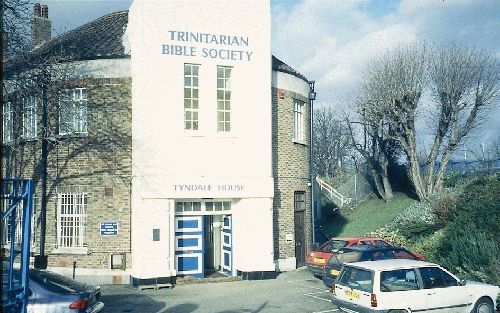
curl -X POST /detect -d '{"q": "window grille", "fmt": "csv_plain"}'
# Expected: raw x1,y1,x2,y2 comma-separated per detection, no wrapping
3,101,13,142
184,64,200,130
57,193,87,249
293,100,305,141
1,197,35,248
217,66,232,132
59,88,88,135
22,95,37,138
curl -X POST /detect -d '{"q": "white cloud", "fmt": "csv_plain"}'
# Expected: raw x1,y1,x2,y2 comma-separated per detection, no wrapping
271,0,500,151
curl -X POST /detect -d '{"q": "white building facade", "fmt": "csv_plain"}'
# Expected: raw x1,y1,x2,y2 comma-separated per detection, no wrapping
128,0,279,284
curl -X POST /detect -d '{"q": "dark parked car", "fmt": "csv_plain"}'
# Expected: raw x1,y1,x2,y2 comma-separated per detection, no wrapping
3,267,104,313
306,237,392,277
322,245,420,288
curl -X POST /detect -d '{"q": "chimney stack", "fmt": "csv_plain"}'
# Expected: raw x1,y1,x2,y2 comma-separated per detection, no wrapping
31,3,51,48
34,3,41,17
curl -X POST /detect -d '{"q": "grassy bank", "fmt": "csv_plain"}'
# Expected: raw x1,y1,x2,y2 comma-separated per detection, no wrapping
318,193,417,237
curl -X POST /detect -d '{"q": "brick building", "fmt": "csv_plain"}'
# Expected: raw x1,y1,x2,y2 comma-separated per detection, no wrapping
2,1,314,284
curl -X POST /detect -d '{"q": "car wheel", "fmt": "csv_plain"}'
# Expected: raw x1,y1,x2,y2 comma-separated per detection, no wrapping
472,298,494,313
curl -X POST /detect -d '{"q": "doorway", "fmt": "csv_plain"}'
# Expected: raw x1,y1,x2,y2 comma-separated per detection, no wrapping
204,215,223,276
294,210,306,266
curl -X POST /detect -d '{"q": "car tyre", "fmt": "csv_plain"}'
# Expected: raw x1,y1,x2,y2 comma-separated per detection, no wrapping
472,298,494,313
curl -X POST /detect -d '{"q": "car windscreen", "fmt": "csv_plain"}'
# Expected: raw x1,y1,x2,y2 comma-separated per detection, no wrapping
328,250,361,265
29,270,88,294
362,249,417,261
338,266,374,293
320,240,348,252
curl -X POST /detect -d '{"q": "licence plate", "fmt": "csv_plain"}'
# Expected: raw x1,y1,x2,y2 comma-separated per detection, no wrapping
314,257,325,264
345,290,360,299
330,269,340,276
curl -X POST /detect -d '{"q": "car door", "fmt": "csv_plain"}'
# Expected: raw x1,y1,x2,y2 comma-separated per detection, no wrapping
378,268,427,312
418,267,470,313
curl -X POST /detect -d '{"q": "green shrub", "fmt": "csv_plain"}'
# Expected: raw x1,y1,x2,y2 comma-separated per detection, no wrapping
449,175,500,242
436,227,499,285
390,200,437,238
366,226,408,247
410,229,446,262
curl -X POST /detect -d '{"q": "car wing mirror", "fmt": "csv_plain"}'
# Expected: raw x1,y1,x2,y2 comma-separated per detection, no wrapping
459,279,467,286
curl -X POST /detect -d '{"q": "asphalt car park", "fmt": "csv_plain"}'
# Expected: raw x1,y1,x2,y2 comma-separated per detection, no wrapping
100,268,339,313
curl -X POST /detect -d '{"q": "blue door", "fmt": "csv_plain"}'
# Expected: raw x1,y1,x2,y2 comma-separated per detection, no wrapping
221,215,232,275
174,216,204,278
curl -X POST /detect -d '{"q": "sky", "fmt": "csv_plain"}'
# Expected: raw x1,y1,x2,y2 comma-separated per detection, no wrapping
42,0,500,160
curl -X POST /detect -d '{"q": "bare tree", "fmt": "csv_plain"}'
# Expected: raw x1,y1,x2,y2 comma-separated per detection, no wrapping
355,44,499,200
313,106,352,179
424,45,500,194
346,114,397,201
2,0,32,56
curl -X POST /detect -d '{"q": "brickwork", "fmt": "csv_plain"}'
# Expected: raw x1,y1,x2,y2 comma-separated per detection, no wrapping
272,87,312,262
2,77,132,270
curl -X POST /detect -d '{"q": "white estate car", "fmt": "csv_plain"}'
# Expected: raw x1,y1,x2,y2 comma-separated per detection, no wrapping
331,259,499,313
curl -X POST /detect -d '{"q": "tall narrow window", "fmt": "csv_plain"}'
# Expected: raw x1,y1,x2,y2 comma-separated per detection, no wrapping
293,100,305,141
217,66,232,132
22,95,37,139
57,193,87,249
59,88,88,135
294,191,305,211
3,101,13,142
184,64,199,130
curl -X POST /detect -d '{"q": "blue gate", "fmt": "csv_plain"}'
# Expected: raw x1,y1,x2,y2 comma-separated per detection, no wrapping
221,215,232,275
1,179,35,313
174,216,204,278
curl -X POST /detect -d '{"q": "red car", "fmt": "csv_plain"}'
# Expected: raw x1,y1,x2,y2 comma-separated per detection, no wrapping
306,237,392,277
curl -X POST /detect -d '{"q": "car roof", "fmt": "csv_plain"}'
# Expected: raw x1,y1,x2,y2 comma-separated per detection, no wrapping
340,246,408,252
345,259,437,271
329,237,384,242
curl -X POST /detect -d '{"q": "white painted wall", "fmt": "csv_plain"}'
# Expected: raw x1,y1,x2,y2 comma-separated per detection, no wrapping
272,71,309,97
128,0,273,279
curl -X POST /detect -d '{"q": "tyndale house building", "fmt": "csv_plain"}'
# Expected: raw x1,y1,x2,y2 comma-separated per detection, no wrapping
1,0,316,286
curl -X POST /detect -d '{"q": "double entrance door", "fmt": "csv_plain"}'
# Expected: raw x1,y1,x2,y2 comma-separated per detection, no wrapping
174,215,232,278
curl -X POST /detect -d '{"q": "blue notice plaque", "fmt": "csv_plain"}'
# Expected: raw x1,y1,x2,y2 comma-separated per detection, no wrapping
100,221,119,236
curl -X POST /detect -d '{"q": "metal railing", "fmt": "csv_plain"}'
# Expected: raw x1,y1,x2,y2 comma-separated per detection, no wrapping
1,179,34,313
316,176,352,207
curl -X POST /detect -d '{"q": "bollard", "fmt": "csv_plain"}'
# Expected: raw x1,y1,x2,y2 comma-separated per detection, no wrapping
73,261,76,279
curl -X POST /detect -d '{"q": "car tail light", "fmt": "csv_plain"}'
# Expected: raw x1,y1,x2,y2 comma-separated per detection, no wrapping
370,294,377,307
69,298,89,310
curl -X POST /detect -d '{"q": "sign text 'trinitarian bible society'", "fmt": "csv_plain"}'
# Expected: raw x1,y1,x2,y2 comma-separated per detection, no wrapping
162,30,253,61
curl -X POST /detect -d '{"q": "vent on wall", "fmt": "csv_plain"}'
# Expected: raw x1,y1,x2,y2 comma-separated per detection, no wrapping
110,253,126,270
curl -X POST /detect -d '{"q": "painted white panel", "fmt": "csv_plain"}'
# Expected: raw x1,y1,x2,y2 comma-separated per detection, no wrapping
174,216,202,232
174,253,202,275
232,198,274,272
175,234,202,251
272,71,309,97
222,232,231,249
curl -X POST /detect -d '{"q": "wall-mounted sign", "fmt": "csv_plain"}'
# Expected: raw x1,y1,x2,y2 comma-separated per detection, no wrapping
161,30,254,61
100,221,119,236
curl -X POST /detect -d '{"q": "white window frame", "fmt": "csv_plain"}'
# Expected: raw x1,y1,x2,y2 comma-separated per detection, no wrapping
55,192,87,254
59,88,88,135
217,66,232,132
3,101,13,142
184,64,200,131
22,95,37,139
174,200,232,215
293,99,305,141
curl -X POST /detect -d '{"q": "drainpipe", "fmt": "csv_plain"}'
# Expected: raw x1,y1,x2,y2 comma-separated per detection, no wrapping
308,81,317,244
